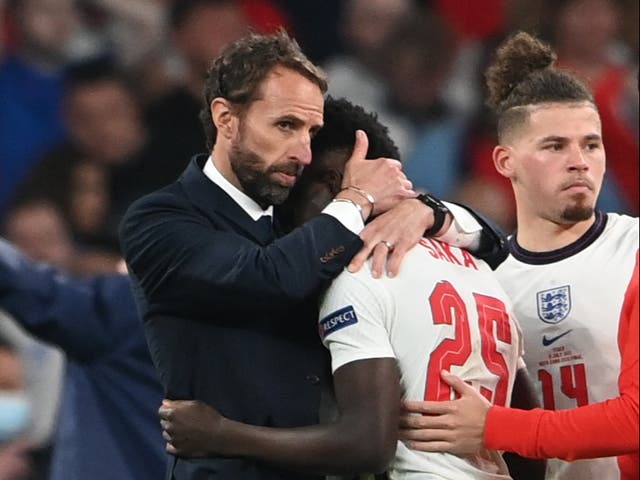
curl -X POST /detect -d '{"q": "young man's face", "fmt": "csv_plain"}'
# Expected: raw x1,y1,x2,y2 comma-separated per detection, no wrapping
284,148,350,227
229,66,324,208
502,101,605,224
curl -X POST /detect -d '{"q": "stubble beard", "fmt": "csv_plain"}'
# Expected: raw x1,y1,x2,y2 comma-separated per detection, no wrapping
229,135,298,209
560,203,594,222
558,191,595,223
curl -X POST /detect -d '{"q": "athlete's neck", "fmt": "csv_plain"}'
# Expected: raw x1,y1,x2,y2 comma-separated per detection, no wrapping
515,212,597,252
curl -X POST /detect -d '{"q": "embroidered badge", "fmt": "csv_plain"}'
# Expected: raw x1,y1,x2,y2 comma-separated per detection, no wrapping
536,285,572,324
319,306,358,338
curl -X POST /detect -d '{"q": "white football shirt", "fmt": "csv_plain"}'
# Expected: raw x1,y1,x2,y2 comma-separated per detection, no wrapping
319,238,523,480
496,212,639,480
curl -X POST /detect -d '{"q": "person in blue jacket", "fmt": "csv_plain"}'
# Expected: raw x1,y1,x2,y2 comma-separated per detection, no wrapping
0,238,164,480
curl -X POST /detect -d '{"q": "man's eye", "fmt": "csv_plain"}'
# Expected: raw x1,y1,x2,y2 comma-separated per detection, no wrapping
278,121,294,129
544,144,562,151
586,142,600,151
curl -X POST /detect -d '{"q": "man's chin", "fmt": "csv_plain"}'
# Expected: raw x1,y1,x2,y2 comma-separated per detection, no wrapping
265,186,294,206
560,203,595,222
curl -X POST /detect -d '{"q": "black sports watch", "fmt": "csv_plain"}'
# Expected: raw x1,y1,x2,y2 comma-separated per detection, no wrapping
417,193,451,237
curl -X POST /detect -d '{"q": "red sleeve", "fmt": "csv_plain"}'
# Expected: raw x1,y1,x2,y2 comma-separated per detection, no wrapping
485,253,639,465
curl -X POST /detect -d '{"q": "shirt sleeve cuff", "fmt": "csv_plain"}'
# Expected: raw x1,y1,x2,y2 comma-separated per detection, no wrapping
321,201,365,235
437,202,482,250
485,406,542,454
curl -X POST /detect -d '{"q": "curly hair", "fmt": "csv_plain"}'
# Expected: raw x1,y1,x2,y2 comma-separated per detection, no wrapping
199,29,327,151
485,31,594,141
312,96,400,162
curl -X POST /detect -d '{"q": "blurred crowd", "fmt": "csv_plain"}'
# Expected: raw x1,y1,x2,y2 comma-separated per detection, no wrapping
0,0,637,479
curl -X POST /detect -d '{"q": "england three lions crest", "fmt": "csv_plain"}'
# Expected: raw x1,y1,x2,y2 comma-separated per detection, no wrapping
537,285,572,324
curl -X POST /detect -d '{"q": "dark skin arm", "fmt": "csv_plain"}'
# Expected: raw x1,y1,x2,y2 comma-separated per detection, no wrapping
503,369,547,480
159,358,400,475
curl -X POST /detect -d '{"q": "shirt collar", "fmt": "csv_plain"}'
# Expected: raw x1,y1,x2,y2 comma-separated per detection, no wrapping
203,156,273,221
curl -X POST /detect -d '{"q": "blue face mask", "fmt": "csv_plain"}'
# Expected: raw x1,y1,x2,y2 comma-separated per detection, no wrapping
0,391,31,442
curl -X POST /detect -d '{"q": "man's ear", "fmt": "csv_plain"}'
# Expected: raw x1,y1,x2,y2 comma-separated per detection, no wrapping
211,98,237,140
493,144,515,179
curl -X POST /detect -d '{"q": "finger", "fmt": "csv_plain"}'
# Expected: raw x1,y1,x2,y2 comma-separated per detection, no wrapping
162,430,173,442
398,412,452,430
402,400,453,415
360,156,399,169
166,443,178,455
158,406,173,420
403,440,453,453
398,187,417,198
347,245,371,273
395,175,415,194
398,413,430,429
401,414,457,431
440,370,475,395
350,129,369,161
399,425,452,441
386,243,410,278
370,242,389,278
158,406,174,420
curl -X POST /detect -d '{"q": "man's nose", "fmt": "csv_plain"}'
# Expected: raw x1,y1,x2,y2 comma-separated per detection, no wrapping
293,133,313,165
567,145,589,171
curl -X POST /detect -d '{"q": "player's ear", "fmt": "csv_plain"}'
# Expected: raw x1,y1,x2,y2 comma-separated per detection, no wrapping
493,145,515,179
211,98,238,140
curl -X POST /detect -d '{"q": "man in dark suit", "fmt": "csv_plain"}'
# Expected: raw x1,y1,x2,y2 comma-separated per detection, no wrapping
121,31,503,479
156,97,543,479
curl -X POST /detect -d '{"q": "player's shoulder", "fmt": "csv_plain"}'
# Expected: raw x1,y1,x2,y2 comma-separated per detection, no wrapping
328,262,381,295
602,212,639,248
604,212,639,233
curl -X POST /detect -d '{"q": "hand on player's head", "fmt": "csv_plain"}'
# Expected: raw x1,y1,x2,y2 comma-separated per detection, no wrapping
342,130,414,216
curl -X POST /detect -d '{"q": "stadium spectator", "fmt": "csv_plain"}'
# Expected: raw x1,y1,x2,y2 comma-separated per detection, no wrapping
0,0,80,212
0,238,165,480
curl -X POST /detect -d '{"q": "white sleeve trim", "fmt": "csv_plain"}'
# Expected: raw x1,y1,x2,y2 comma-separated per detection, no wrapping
438,202,482,250
321,201,365,235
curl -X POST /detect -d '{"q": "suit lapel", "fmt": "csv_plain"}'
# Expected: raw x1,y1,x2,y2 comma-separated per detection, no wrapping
179,155,271,244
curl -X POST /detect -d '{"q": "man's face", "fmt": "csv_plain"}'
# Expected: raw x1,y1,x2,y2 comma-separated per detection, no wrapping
284,148,350,226
19,0,79,60
4,203,74,270
66,80,143,164
229,67,324,208
504,102,605,224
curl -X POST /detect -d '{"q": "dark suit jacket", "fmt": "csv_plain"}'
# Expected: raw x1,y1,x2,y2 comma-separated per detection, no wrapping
120,155,363,479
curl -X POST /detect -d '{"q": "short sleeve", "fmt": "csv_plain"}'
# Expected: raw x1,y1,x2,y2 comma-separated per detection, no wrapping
318,269,396,372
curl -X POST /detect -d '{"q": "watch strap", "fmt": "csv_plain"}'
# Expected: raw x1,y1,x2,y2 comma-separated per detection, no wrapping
417,193,450,237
